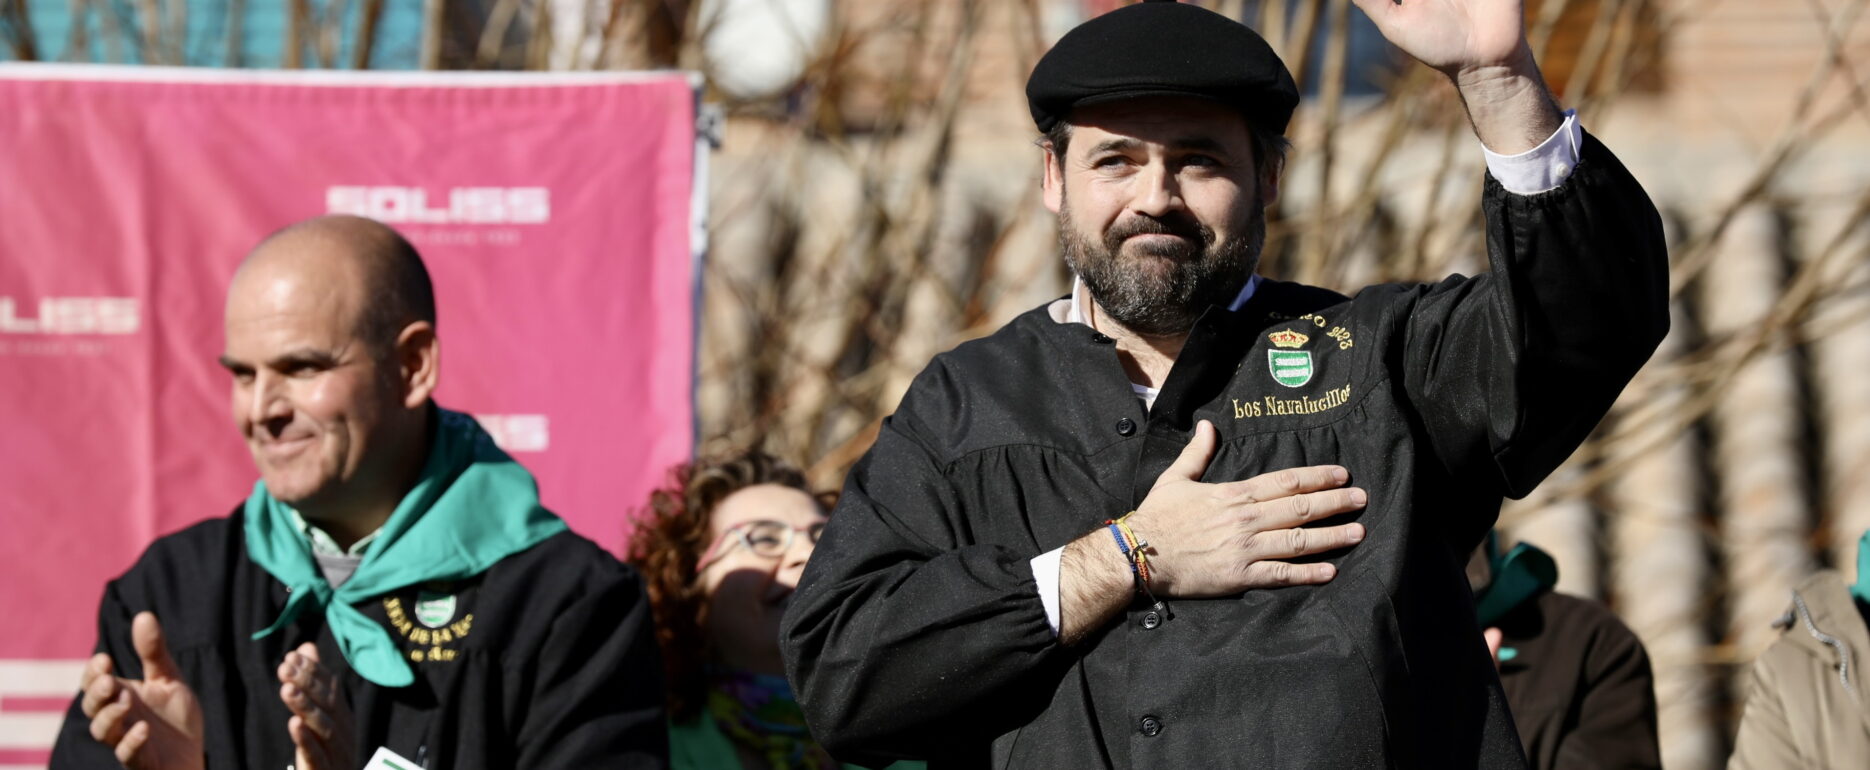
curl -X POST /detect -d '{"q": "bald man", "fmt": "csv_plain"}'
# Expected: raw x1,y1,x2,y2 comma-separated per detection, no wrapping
51,216,668,769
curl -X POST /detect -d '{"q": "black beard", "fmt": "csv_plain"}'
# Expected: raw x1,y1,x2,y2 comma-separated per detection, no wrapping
1060,200,1263,337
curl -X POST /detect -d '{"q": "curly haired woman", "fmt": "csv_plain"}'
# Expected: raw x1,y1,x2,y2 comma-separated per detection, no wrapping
626,450,921,770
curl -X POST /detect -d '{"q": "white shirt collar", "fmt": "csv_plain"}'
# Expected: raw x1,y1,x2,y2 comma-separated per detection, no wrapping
289,508,380,558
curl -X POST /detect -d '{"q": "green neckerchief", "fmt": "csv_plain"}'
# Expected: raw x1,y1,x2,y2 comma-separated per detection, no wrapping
1851,531,1870,607
1473,534,1560,628
244,407,567,687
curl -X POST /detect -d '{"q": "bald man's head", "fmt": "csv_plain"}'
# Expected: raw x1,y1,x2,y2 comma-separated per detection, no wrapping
221,215,442,524
239,215,436,356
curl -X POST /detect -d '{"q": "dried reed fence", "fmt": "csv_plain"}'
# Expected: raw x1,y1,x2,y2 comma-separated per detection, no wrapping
8,0,1870,765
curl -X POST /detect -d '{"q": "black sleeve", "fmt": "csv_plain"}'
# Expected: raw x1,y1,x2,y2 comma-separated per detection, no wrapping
1554,612,1661,770
50,581,141,769
512,563,669,769
780,397,1063,764
1399,132,1670,499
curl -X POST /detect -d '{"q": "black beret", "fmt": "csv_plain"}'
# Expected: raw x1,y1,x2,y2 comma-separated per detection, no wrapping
1026,0,1299,136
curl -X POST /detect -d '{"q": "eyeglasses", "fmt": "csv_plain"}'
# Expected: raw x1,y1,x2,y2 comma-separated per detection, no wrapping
694,519,827,574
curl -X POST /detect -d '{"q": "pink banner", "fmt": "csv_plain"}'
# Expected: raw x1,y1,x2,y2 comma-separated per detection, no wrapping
0,66,702,684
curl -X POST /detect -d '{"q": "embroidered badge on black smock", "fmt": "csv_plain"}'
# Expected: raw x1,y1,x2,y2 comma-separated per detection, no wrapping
1267,328,1314,387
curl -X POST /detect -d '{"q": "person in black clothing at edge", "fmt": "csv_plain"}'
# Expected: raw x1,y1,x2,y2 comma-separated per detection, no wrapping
1469,534,1661,769
779,0,1669,767
51,215,668,769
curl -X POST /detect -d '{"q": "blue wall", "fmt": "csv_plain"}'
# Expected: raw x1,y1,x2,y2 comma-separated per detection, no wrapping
6,0,424,69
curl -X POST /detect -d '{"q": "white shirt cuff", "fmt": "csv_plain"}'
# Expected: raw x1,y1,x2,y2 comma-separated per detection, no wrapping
1481,109,1582,195
1032,546,1065,636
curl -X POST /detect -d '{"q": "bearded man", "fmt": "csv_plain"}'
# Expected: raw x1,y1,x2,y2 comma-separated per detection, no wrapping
780,0,1668,767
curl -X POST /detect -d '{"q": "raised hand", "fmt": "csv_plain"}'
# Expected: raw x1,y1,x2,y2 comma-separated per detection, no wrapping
277,643,357,770
1352,0,1561,154
78,612,205,770
1351,0,1529,77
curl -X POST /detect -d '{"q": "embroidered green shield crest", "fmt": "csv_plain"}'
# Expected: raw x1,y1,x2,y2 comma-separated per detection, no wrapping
1269,350,1314,388
415,591,457,629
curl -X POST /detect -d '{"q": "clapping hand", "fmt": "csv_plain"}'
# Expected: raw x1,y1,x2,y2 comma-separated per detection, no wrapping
277,643,357,770
78,612,205,770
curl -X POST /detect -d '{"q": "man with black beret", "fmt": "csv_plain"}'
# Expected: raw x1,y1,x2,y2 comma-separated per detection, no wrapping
783,0,1668,767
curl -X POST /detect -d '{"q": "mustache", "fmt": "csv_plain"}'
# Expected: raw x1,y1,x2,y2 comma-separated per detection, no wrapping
1105,213,1212,251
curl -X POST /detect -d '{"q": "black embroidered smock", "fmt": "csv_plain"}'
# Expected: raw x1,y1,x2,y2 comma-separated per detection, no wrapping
781,133,1670,769
50,513,668,769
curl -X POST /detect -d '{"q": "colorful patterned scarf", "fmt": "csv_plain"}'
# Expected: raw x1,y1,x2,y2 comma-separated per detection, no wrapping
705,668,836,770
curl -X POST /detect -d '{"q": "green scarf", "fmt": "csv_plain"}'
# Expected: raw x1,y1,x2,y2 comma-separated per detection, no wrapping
1851,531,1870,607
244,407,567,687
1473,534,1560,628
